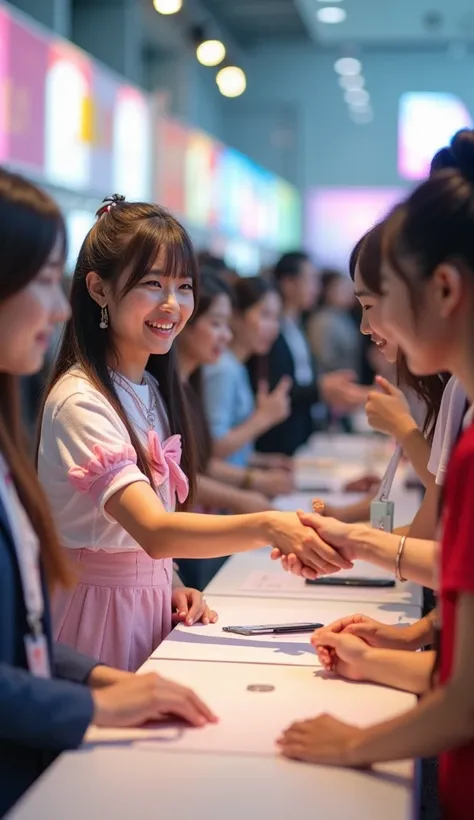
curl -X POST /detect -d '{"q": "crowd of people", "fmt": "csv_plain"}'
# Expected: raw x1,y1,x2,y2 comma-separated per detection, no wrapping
2,128,474,820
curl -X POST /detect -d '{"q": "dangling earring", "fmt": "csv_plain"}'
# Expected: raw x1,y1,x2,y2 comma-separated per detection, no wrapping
99,305,109,330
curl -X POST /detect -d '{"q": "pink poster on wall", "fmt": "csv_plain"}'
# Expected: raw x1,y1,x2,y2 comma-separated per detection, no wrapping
0,8,10,163
44,41,93,189
7,15,48,173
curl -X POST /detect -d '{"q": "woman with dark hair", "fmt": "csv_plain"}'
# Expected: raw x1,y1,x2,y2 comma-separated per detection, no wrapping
202,275,294,494
278,129,474,819
306,268,360,374
177,270,278,588
178,269,278,511
314,222,447,529
37,197,351,670
0,171,218,818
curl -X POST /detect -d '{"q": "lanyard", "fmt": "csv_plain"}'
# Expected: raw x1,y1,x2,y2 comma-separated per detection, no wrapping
0,457,44,637
375,444,402,502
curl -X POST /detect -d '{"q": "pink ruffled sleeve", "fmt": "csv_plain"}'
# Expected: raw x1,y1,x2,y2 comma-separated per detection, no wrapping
45,391,150,520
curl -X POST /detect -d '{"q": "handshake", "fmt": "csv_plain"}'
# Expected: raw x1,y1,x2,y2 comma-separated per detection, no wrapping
267,500,366,580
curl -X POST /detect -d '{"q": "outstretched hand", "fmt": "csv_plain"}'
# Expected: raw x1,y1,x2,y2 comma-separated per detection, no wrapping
270,511,361,578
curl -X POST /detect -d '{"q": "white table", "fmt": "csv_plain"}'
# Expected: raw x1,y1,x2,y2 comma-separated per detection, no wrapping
8,746,415,820
205,549,423,608
150,594,420,668
86,658,416,759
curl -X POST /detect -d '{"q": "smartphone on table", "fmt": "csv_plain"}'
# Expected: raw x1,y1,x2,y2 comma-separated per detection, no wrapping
222,622,324,636
305,577,395,588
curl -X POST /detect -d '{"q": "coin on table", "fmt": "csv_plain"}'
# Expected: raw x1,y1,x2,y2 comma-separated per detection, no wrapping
247,684,275,693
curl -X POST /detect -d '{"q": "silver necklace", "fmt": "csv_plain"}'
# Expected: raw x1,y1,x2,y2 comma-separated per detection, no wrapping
114,372,157,430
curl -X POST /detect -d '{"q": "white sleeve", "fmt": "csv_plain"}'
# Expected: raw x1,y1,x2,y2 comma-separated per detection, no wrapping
427,378,466,485
41,389,150,521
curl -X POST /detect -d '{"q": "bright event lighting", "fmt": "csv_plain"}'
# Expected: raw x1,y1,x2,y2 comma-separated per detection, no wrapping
317,6,346,23
339,74,364,90
196,39,226,67
334,57,361,76
216,66,246,98
345,88,370,106
153,0,182,14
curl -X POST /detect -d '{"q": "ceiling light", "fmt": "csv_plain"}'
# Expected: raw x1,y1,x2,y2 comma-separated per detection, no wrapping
334,57,361,76
196,39,226,67
216,66,246,98
344,88,370,106
153,0,182,14
350,108,373,125
339,74,364,90
317,7,346,24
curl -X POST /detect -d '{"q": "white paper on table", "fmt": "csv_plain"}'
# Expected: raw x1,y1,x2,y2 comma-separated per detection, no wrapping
240,561,394,594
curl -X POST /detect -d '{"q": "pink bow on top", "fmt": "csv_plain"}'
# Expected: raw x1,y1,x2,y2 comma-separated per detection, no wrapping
148,431,189,505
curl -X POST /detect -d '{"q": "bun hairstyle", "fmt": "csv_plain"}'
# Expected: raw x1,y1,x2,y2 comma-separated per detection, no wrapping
385,128,474,301
95,193,126,219
41,194,199,508
350,221,447,444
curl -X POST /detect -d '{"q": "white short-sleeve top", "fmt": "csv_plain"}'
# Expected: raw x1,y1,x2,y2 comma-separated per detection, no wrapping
38,368,189,552
428,376,472,486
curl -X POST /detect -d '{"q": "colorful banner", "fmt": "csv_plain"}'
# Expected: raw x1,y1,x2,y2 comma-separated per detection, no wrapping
0,2,300,251
113,85,150,200
44,40,93,189
184,130,215,228
156,117,188,216
89,66,116,195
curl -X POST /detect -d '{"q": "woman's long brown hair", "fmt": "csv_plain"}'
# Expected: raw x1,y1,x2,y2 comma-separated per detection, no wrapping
40,197,199,509
0,169,71,587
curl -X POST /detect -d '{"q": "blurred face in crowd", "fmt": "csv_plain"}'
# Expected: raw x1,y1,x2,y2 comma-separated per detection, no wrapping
281,261,320,312
326,276,355,311
353,260,398,363
234,290,282,356
179,293,233,367
0,235,70,375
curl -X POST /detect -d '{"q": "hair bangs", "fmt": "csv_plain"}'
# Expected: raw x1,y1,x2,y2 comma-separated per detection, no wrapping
119,216,198,298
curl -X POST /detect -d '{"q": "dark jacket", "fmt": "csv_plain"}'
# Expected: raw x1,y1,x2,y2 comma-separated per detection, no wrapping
256,332,320,456
0,495,96,818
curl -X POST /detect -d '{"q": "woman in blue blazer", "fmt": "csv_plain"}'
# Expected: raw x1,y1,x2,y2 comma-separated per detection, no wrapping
0,170,215,817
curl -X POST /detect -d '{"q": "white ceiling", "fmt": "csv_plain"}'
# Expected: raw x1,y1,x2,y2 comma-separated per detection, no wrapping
296,0,474,47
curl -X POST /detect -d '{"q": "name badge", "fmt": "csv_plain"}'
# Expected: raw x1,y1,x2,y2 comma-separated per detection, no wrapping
24,633,51,678
370,499,395,532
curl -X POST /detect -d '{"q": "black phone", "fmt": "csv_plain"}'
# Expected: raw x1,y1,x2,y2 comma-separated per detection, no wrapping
222,622,324,636
305,577,395,588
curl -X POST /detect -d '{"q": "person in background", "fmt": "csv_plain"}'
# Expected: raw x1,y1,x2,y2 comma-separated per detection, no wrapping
177,270,277,588
0,170,217,819
38,198,351,672
306,268,360,375
202,275,294,490
278,129,474,820
256,251,368,456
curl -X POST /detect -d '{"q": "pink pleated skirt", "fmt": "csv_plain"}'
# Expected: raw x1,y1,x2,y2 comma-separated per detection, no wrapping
52,549,173,672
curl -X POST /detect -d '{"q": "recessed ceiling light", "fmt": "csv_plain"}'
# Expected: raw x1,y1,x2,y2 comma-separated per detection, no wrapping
334,57,361,76
196,39,226,67
317,6,346,24
339,74,365,90
216,66,247,98
153,0,182,14
344,88,370,106
350,108,373,125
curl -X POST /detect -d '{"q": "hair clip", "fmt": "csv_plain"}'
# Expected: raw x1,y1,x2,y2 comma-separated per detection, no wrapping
96,194,126,220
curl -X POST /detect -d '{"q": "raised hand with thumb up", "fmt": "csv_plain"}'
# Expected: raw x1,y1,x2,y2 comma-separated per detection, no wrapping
365,376,417,439
256,375,292,428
